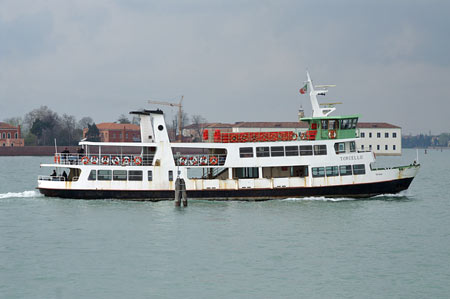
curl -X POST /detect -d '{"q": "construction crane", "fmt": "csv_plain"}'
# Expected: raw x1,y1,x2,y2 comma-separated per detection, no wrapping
148,96,184,142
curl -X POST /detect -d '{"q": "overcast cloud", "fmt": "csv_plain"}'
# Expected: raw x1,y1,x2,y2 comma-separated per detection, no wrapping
1,0,449,134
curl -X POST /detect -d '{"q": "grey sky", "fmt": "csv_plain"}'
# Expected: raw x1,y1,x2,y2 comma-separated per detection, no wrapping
1,0,449,134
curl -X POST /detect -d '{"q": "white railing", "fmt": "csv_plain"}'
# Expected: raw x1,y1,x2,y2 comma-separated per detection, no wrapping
38,175,66,181
53,153,154,166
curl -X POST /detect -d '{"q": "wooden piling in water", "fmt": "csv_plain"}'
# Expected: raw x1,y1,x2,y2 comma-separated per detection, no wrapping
175,177,187,207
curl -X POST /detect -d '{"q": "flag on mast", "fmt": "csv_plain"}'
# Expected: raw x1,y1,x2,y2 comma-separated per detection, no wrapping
299,84,307,94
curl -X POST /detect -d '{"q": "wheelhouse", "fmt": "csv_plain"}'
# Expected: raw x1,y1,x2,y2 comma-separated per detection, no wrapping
300,115,360,140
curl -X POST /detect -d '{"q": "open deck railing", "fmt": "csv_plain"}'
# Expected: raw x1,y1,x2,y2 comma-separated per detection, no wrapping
53,153,154,166
38,175,65,181
38,175,79,182
371,164,420,171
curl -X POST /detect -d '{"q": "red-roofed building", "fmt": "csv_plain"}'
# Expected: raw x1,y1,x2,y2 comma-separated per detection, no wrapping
83,123,141,142
0,122,24,147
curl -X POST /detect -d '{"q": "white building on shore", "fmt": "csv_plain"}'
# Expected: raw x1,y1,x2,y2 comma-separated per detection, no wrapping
356,123,401,156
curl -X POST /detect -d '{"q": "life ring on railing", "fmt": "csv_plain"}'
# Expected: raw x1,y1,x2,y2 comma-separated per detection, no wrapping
328,130,337,139
134,156,142,166
188,156,198,166
122,156,131,166
81,156,89,165
292,132,298,140
112,156,120,165
178,156,187,166
54,155,60,164
101,155,110,165
199,156,208,165
209,156,218,165
90,156,98,165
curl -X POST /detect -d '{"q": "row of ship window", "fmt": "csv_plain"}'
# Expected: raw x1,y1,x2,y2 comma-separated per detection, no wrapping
312,164,366,177
88,170,168,181
360,132,397,138
239,145,328,158
239,142,357,158
86,164,366,181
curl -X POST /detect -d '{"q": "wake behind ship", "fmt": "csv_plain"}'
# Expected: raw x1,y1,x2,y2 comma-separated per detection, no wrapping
37,73,420,200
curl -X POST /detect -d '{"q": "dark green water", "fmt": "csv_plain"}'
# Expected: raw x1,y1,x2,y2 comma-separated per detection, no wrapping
1,149,449,298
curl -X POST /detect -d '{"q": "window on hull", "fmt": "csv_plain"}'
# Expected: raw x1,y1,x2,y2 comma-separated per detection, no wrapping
314,145,327,155
129,171,143,181
256,147,270,157
98,170,112,180
234,167,259,179
312,167,325,177
239,147,253,158
326,166,339,177
339,165,352,176
300,145,313,156
285,146,299,156
113,170,127,181
88,169,143,181
334,142,345,154
262,166,308,178
353,164,365,175
270,146,284,157
88,170,96,180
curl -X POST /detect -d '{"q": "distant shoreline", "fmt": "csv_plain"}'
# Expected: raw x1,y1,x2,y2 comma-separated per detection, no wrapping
0,146,140,156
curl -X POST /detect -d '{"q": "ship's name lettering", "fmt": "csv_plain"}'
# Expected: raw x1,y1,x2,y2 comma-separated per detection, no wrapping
339,155,363,161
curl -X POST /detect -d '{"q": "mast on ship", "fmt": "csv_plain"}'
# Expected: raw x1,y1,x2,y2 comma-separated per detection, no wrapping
306,72,338,117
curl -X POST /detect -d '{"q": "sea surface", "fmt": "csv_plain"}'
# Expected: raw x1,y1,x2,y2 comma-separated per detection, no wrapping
0,149,449,299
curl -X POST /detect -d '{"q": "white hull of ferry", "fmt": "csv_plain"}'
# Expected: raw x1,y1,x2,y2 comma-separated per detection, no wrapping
37,139,419,201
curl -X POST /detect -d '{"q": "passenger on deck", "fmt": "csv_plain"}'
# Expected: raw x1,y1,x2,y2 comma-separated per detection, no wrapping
77,147,85,161
62,171,68,181
61,148,70,163
50,170,57,177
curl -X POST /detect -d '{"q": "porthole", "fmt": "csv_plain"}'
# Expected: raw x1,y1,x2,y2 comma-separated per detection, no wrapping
158,125,164,131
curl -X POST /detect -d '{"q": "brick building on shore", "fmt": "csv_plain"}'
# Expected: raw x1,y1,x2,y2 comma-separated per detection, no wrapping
83,123,141,143
0,122,24,147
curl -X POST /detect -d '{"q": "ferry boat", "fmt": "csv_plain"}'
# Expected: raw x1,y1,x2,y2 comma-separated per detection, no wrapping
37,73,420,200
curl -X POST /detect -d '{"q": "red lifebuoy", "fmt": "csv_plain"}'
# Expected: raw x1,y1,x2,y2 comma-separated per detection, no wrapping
179,157,187,166
209,156,218,165
200,156,208,165
112,156,120,165
188,156,198,166
328,130,336,139
90,156,98,165
54,155,60,164
101,155,110,165
134,156,142,166
81,156,89,165
122,156,131,166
